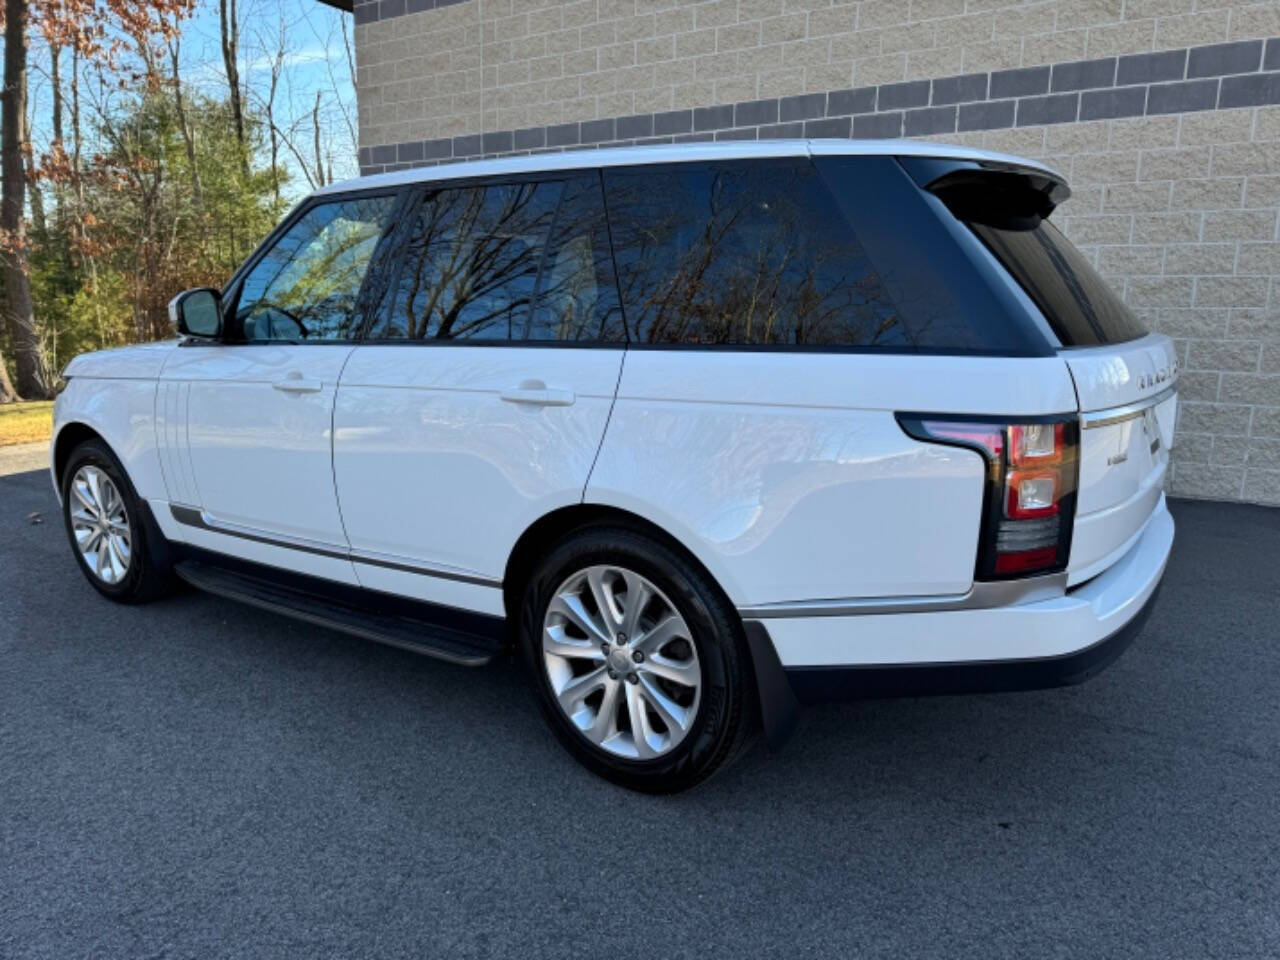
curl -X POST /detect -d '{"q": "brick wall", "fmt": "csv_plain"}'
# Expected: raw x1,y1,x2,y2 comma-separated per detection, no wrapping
351,0,1280,505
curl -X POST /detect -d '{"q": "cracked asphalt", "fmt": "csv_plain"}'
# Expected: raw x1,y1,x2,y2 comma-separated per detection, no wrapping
2,450,1278,959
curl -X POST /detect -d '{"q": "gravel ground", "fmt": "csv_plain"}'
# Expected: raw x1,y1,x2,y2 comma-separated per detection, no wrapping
2,457,1278,959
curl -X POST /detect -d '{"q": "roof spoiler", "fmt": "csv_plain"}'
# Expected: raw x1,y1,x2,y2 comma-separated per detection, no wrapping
897,156,1070,229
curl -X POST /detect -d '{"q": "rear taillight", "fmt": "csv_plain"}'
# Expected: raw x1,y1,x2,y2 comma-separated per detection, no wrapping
897,414,1078,580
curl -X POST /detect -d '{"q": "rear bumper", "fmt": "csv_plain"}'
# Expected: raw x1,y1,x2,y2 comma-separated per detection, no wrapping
783,581,1161,702
748,495,1173,707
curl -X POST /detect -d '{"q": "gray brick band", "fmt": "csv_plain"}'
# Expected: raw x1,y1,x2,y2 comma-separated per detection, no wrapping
359,35,1280,177
353,0,466,26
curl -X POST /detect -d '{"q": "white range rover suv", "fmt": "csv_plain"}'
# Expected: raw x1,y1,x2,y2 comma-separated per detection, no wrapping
52,140,1176,792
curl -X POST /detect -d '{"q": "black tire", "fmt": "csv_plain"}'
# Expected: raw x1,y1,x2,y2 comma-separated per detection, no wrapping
61,437,176,604
519,525,757,793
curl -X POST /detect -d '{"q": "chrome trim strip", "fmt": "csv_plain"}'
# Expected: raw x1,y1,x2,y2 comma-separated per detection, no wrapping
348,549,501,588
169,505,350,561
738,573,1068,619
1080,384,1177,429
168,504,502,589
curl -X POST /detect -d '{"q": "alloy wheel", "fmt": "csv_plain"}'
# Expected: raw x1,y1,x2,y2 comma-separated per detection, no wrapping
69,465,132,585
542,565,702,760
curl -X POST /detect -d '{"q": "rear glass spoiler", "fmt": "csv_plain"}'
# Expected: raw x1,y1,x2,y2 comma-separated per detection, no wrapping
897,156,1071,230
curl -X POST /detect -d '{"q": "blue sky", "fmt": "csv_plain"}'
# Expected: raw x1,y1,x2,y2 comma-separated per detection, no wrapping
26,0,359,195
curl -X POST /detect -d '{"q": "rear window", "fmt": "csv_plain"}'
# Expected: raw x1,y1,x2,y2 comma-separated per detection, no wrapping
969,218,1147,347
602,157,1051,355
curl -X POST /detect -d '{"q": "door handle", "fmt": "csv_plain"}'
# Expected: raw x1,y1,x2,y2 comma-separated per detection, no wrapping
272,374,323,394
500,380,575,407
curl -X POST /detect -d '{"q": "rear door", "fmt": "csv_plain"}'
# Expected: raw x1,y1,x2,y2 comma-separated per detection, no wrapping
967,216,1177,584
332,172,626,613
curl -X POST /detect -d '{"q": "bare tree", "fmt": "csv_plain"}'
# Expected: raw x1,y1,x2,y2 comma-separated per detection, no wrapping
260,13,287,206
312,90,325,188
219,0,248,177
2,0,48,399
168,27,202,210
0,349,18,402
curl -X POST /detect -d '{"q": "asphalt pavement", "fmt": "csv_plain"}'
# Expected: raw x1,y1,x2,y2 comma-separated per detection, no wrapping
2,453,1278,959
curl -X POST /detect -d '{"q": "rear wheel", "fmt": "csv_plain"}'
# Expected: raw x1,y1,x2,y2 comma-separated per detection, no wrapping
520,526,756,792
61,438,176,603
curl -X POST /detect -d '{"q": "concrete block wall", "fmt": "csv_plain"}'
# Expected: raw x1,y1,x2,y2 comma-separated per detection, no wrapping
351,0,1280,505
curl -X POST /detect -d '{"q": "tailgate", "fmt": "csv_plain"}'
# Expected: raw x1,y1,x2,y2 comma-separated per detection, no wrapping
1064,334,1177,585
902,155,1178,588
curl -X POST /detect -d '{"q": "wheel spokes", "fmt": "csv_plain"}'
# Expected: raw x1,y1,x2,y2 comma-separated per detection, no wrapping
588,677,623,740
72,480,99,516
585,567,622,632
618,569,651,638
85,468,105,513
639,651,700,688
634,614,685,655
547,593,611,645
556,665,608,713
637,674,691,734
543,625,606,662
542,563,701,760
622,683,656,759
70,465,132,585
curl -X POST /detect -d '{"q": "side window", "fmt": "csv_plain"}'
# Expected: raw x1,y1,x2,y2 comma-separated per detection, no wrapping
234,194,395,342
379,180,562,341
603,160,906,347
526,173,625,342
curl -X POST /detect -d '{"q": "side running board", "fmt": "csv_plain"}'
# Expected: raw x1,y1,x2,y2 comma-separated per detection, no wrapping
173,560,496,667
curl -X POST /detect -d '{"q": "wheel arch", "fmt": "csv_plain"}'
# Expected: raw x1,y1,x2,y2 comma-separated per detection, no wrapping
53,421,109,489
502,503,744,624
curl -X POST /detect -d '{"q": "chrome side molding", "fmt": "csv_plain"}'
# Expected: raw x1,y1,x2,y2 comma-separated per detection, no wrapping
1080,384,1177,430
168,504,502,589
738,572,1068,619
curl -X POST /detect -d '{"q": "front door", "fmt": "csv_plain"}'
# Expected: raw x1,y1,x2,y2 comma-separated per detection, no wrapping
333,173,627,612
159,193,398,580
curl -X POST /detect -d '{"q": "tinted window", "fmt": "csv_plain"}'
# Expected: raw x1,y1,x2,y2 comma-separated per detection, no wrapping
379,180,562,341
234,195,394,342
604,158,1049,353
527,174,625,341
969,219,1147,346
817,156,1054,354
606,160,906,347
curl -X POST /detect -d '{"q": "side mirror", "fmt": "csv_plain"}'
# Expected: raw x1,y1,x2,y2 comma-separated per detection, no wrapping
169,287,222,340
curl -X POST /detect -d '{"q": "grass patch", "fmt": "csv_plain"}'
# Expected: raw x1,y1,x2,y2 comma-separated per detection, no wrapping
0,401,54,446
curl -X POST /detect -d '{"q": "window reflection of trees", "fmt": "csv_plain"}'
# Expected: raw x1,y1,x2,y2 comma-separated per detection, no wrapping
608,164,908,347
238,197,392,341
392,183,561,340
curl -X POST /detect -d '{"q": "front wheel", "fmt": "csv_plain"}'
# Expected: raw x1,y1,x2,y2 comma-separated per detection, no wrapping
519,526,757,793
61,438,176,604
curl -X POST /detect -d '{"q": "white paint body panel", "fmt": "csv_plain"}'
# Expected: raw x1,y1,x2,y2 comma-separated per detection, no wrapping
1064,333,1178,584
768,495,1172,667
332,344,624,603
51,374,168,501
586,350,1077,607
62,339,178,380
157,343,360,585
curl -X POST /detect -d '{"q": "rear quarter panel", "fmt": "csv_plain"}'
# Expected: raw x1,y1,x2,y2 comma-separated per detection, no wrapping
586,350,1078,607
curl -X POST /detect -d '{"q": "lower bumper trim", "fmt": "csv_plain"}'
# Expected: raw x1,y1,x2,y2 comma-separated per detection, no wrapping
781,583,1161,704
